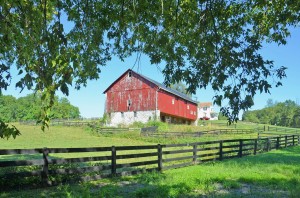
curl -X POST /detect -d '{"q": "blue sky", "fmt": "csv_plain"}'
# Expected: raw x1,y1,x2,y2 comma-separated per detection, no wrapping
3,27,300,118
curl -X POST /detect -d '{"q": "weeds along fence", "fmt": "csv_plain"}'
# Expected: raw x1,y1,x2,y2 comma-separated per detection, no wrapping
92,127,141,133
0,135,299,190
141,129,255,138
19,121,141,132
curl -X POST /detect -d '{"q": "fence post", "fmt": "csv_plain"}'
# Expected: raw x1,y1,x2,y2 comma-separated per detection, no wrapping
276,137,280,149
267,138,271,152
264,125,266,131
219,141,223,161
111,146,116,176
158,144,163,172
239,140,243,158
285,135,287,148
254,139,257,155
292,135,295,146
193,144,197,164
42,147,50,186
298,135,300,145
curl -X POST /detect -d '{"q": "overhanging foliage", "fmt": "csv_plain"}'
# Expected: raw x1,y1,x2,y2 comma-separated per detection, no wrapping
1,0,299,138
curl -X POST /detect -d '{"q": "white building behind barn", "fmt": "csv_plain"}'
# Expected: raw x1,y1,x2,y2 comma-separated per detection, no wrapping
198,102,218,120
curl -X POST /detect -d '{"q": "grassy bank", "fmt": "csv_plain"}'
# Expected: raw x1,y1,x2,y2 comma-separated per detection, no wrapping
1,146,299,197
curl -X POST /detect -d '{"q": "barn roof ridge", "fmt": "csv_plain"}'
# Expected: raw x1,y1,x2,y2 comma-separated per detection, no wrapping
103,69,198,104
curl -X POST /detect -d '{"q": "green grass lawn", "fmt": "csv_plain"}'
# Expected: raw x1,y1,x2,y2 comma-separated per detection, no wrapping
1,146,299,198
0,123,258,165
0,122,259,150
2,121,298,149
0,123,151,149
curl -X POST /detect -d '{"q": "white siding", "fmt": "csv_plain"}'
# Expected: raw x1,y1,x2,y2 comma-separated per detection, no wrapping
198,106,218,120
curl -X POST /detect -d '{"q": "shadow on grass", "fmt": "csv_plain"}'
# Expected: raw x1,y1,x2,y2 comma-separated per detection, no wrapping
0,154,43,161
1,178,298,198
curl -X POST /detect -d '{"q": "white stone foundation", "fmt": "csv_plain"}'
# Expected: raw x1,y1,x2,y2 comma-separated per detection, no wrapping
108,110,160,126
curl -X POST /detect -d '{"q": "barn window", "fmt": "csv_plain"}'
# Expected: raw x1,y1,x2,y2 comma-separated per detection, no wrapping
203,107,208,111
172,98,175,104
127,99,132,110
134,111,137,117
187,105,190,109
128,71,132,77
121,112,124,118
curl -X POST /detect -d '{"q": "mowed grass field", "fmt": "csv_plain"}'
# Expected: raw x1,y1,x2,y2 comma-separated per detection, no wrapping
0,121,254,150
1,121,300,197
0,123,151,149
0,121,298,161
1,120,298,149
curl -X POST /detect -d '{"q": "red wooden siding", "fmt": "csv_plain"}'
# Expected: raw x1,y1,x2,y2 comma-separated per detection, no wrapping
157,90,197,120
106,72,157,112
104,69,198,121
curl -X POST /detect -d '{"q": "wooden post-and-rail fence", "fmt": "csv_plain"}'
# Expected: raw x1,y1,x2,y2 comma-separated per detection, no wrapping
141,129,256,138
0,135,299,190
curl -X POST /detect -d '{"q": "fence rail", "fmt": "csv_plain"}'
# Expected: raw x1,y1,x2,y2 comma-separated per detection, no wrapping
141,129,255,138
267,126,300,133
96,127,140,133
209,122,264,130
0,135,299,190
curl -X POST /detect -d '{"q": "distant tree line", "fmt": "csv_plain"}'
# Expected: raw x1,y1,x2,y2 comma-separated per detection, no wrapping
242,99,300,127
0,94,80,122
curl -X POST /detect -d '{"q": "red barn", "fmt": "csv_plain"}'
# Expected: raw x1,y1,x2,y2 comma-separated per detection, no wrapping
103,69,198,126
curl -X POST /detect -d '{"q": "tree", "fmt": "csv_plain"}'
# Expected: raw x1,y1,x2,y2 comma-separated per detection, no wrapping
0,95,17,122
1,0,299,138
266,99,274,108
292,108,300,128
242,111,260,123
242,99,300,127
0,93,80,121
169,81,192,98
50,97,80,119
218,114,228,121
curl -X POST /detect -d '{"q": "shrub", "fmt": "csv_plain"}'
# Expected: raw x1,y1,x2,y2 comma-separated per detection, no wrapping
146,121,169,132
130,121,145,128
